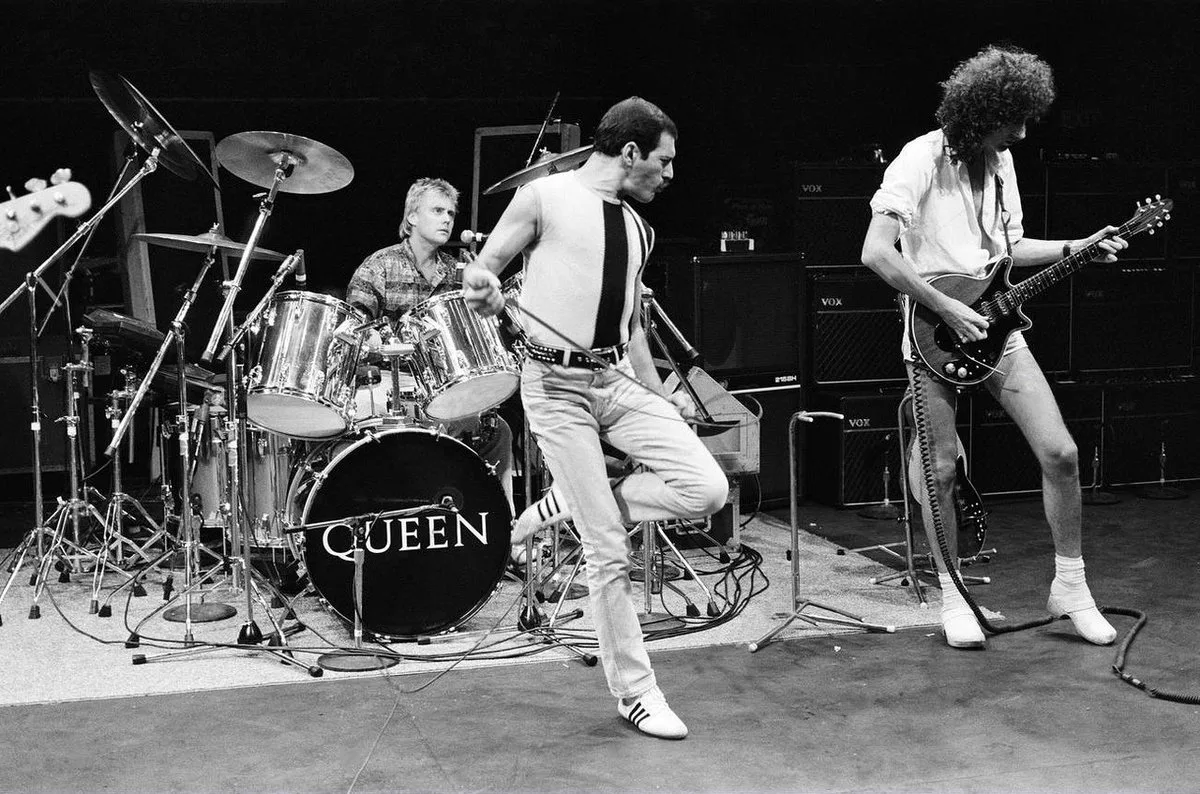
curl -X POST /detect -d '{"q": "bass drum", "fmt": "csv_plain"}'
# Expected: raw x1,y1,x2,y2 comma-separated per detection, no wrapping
290,427,512,638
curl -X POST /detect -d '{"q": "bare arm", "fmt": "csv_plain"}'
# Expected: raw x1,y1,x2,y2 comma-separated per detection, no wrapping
1011,227,1127,267
462,187,540,315
860,212,992,343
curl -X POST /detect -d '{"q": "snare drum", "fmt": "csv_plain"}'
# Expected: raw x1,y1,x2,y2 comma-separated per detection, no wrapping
400,290,519,422
353,369,423,427
246,291,366,439
289,426,512,638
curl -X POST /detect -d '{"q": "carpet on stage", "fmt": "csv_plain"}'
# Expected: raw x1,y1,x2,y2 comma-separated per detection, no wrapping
0,514,954,707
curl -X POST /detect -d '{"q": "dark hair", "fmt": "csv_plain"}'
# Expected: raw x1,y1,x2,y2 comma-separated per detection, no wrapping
935,44,1056,163
593,96,678,158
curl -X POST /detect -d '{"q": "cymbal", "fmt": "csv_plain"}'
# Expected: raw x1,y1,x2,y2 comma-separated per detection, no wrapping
483,144,594,195
215,131,354,195
89,71,219,188
133,230,287,262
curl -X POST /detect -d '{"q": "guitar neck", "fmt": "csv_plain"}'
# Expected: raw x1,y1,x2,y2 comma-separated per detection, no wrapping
1005,216,1144,306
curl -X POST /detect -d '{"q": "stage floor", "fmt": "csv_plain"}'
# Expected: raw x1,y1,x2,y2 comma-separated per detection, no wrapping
2,490,1199,793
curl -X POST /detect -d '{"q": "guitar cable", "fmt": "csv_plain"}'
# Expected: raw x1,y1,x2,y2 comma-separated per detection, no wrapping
908,361,1198,704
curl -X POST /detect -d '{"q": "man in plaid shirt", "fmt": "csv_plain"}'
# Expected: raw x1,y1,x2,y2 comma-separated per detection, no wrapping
347,177,515,512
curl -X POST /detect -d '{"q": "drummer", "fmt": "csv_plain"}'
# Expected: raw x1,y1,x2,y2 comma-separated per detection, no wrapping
346,177,514,509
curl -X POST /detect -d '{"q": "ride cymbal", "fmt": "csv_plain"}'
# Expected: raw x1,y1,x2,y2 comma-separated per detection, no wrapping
215,131,354,195
483,144,594,195
133,230,286,262
89,71,219,188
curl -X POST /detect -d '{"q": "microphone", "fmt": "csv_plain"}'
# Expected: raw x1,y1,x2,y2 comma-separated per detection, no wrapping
460,229,488,244
293,250,307,286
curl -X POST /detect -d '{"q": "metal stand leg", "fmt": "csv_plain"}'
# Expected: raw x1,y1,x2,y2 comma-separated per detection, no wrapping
750,412,896,653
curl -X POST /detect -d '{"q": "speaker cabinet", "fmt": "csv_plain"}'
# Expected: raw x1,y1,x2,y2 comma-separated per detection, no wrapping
792,165,883,265
728,385,802,509
1071,259,1194,375
0,353,69,474
1168,165,1200,260
1046,163,1169,260
807,265,906,386
1103,381,1200,486
806,388,969,508
968,383,1102,496
1020,277,1071,375
665,253,806,391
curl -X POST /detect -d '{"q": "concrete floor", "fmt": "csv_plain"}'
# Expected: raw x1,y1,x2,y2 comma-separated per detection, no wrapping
2,490,1199,792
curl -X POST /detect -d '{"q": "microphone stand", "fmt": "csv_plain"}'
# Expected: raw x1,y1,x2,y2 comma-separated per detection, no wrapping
640,288,728,435
0,150,159,591
524,91,561,169
749,411,896,653
216,250,302,362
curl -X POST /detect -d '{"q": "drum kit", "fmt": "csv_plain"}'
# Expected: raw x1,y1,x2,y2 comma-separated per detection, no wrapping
0,71,595,667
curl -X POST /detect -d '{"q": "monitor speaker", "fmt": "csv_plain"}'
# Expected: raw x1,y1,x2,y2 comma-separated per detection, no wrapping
665,253,805,391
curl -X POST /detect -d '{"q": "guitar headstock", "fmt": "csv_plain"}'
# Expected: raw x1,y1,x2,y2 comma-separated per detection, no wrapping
0,175,92,253
1127,194,1173,237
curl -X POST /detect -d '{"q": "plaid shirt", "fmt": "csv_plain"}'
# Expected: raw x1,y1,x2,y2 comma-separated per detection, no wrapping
346,238,463,323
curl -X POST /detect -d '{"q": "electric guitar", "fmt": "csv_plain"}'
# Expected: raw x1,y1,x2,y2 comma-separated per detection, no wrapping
909,196,1173,387
0,178,92,253
906,433,988,559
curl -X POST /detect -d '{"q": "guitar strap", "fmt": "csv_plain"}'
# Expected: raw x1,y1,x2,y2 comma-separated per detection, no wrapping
994,173,1013,257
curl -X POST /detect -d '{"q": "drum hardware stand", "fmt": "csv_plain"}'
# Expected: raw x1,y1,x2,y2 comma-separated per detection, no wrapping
749,411,896,653
106,249,238,641
197,146,306,649
1081,444,1120,505
857,443,903,520
1137,426,1186,500
630,519,720,628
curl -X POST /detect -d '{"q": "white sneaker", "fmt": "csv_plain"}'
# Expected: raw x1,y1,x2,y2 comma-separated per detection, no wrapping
512,485,569,546
617,686,688,739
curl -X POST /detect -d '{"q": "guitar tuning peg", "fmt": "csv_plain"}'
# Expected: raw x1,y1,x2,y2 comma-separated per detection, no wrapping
50,168,72,186
1155,193,1162,201
23,178,48,193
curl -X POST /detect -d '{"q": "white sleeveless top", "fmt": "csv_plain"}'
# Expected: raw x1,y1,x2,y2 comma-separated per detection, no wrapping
519,172,654,350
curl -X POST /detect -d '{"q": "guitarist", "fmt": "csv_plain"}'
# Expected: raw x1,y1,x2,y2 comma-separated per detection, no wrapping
860,45,1127,649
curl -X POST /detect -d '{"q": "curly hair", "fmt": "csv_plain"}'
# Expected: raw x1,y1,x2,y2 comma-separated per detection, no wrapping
935,45,1056,163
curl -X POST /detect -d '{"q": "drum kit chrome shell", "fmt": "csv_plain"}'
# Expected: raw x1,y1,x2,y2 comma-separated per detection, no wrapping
1,68,632,667
0,70,569,654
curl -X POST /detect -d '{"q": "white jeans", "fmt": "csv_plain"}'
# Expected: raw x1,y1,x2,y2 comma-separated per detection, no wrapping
521,357,728,698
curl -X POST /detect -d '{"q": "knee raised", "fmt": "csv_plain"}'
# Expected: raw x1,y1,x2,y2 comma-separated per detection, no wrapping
682,470,729,518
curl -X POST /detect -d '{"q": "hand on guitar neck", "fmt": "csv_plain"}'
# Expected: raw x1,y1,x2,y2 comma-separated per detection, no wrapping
910,196,1171,387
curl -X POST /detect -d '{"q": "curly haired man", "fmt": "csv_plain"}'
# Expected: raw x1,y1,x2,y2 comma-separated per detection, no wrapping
861,45,1127,649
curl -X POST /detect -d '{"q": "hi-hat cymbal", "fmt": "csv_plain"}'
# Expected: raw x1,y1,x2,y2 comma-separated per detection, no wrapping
133,230,287,262
215,131,354,195
483,144,594,195
89,71,219,189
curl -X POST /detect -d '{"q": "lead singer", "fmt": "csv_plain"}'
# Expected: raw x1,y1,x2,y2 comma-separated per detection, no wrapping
462,97,727,739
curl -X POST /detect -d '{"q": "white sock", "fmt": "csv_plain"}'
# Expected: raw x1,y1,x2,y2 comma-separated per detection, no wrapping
1049,555,1117,645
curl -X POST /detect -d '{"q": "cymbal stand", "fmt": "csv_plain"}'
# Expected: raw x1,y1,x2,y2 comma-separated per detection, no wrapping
1137,425,1187,500
749,411,896,653
109,249,238,643
92,367,180,617
195,154,300,648
1081,444,1120,506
